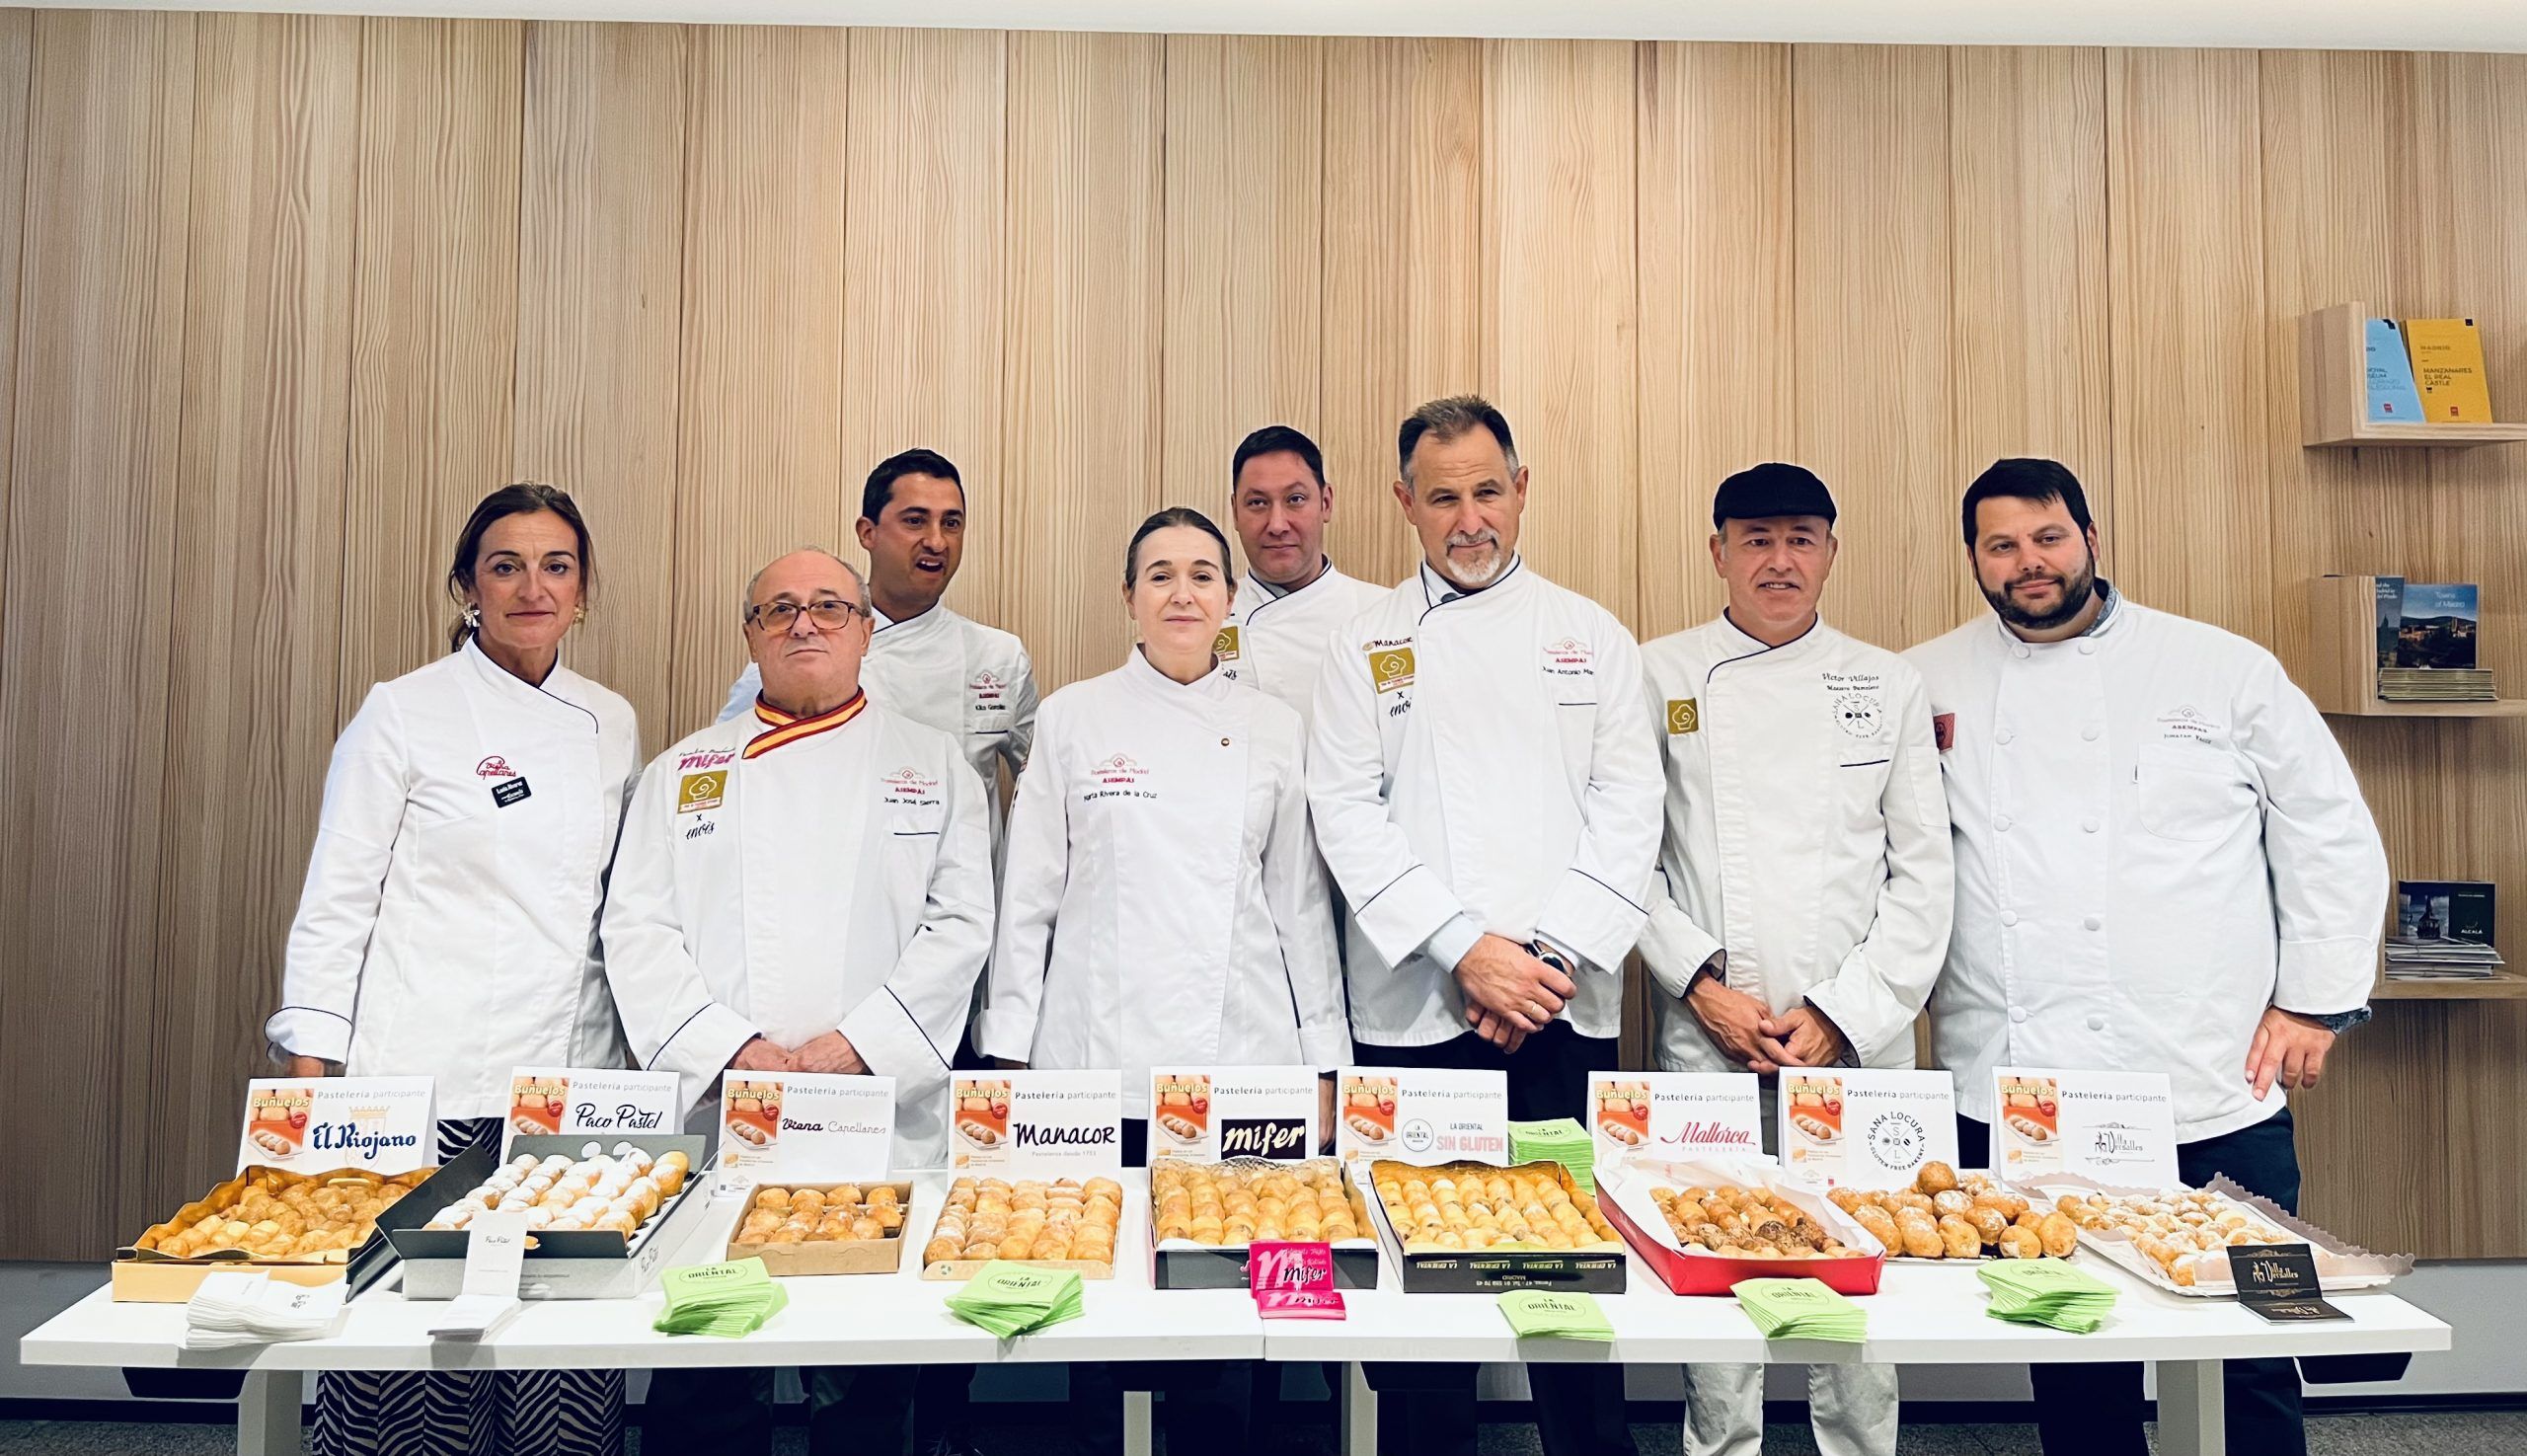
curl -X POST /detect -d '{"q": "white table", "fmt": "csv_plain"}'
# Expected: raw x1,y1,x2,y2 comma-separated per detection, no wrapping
21,1170,2451,1456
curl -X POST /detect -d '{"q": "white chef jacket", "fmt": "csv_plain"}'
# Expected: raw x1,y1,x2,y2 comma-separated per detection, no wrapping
1218,560,1388,732
268,639,641,1119
1904,590,2388,1142
720,599,1037,843
1308,558,1665,1046
977,650,1348,1115
600,694,995,1167
1638,614,1954,1074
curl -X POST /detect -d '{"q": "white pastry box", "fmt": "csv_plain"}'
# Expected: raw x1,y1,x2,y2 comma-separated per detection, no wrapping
390,1134,717,1301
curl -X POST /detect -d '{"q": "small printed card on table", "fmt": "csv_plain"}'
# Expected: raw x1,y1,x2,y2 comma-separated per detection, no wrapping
950,1070,1122,1173
1250,1240,1344,1319
716,1071,896,1193
1779,1069,1957,1189
1150,1066,1320,1162
239,1076,434,1175
1589,1073,1763,1169
1993,1067,2179,1187
1336,1067,1508,1166
2227,1244,2350,1323
501,1066,681,1159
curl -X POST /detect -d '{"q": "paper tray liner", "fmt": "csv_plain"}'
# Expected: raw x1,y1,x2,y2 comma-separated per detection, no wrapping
2011,1171,2412,1297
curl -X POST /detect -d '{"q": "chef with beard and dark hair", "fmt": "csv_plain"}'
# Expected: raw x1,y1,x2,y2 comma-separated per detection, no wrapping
1904,457,2388,1456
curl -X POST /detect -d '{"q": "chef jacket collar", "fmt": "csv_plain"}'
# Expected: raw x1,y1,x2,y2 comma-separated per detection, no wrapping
1417,553,1526,610
460,635,600,732
743,687,870,758
1125,643,1236,699
1987,575,2125,651
1244,555,1332,604
1712,608,1823,663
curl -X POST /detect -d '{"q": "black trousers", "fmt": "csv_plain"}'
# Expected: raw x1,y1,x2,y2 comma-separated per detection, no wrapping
1959,1107,2307,1456
1354,1025,1636,1456
644,1364,918,1456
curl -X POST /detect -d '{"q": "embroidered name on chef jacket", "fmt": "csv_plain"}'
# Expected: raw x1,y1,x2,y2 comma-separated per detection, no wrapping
1666,698,1701,735
1084,753,1157,804
881,767,942,809
1212,625,1243,661
969,670,1011,729
1542,637,1595,679
2155,705,2225,743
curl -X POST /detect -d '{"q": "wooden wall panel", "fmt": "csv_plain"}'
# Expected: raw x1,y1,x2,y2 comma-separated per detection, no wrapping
1947,47,2110,509
0,7,195,1262
1793,44,1961,651
1484,38,1639,628
1163,35,1322,534
670,24,847,724
513,20,687,742
1001,31,1163,691
0,7,30,633
1319,37,1486,592
152,9,360,1206
2104,48,2270,640
1633,41,1793,641
339,18,524,710
840,27,1007,625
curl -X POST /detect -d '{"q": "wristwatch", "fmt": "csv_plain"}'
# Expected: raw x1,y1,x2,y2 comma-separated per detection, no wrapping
1527,939,1573,976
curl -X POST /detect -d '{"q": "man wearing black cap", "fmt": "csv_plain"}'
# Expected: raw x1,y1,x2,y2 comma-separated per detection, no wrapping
1636,464,1953,1456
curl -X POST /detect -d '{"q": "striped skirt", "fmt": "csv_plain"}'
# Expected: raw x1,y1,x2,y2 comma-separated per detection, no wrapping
310,1117,625,1456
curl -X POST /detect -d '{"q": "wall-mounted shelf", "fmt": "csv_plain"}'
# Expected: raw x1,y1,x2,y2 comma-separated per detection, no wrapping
2305,575,2523,717
2376,966,2527,1000
2298,303,2527,447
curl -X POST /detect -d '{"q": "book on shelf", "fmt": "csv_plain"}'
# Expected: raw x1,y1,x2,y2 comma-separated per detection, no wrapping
2402,317,2496,423
2375,581,2490,699
2387,880,2503,980
2364,318,2427,421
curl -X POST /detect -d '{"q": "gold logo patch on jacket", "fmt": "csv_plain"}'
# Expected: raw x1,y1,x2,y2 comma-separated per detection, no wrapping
1666,698,1700,734
1212,625,1242,660
1368,646,1416,694
677,770,727,813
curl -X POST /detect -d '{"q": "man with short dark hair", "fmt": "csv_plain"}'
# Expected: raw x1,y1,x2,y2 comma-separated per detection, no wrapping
1905,457,2388,1456
720,448,1036,849
1218,424,1387,730
1309,395,1660,1456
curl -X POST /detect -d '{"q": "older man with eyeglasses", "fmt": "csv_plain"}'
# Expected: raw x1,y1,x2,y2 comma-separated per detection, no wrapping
602,547,996,1455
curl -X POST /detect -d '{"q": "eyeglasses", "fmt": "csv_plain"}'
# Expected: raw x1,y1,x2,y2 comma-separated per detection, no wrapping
746,598,868,633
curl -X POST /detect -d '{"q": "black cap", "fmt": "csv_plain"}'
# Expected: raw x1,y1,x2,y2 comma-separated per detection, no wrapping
1713,462,1837,530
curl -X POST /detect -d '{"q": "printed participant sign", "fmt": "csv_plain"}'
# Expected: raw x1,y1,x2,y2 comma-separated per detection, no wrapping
1150,1067,1320,1162
1589,1073,1763,1168
1993,1067,2179,1187
500,1067,681,1159
1335,1067,1508,1166
238,1077,434,1176
716,1071,897,1191
1779,1069,1957,1188
950,1070,1123,1173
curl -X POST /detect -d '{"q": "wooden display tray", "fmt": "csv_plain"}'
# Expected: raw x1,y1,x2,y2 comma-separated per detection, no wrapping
727,1181,913,1276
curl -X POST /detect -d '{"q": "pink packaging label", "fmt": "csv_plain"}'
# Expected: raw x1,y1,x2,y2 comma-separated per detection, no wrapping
1256,1287,1347,1319
1251,1241,1342,1319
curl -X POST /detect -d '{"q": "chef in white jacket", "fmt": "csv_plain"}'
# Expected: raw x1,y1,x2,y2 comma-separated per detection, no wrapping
1310,396,1660,1456
270,484,637,1456
979,506,1348,1148
718,449,1037,847
1216,424,1387,730
1905,457,2387,1456
609,547,995,1456
1639,465,1952,1456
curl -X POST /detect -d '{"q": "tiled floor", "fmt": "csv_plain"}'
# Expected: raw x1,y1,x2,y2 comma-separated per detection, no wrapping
1,1410,2522,1455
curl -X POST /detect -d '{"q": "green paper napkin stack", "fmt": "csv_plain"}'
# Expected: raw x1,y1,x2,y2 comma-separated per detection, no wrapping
945,1262,1086,1339
1507,1118,1597,1192
1497,1288,1616,1342
1734,1277,1869,1342
653,1258,790,1339
1979,1259,2117,1334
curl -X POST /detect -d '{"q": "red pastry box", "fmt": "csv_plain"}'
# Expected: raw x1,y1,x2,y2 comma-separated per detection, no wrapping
1598,1156,1885,1297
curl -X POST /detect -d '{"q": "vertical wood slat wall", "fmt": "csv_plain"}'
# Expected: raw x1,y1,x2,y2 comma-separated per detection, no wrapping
0,11,2518,1262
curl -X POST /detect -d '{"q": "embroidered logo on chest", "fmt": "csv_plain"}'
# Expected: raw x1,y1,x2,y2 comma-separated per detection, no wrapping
1823,671,1884,738
1543,637,1595,678
1213,625,1243,661
881,766,942,808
